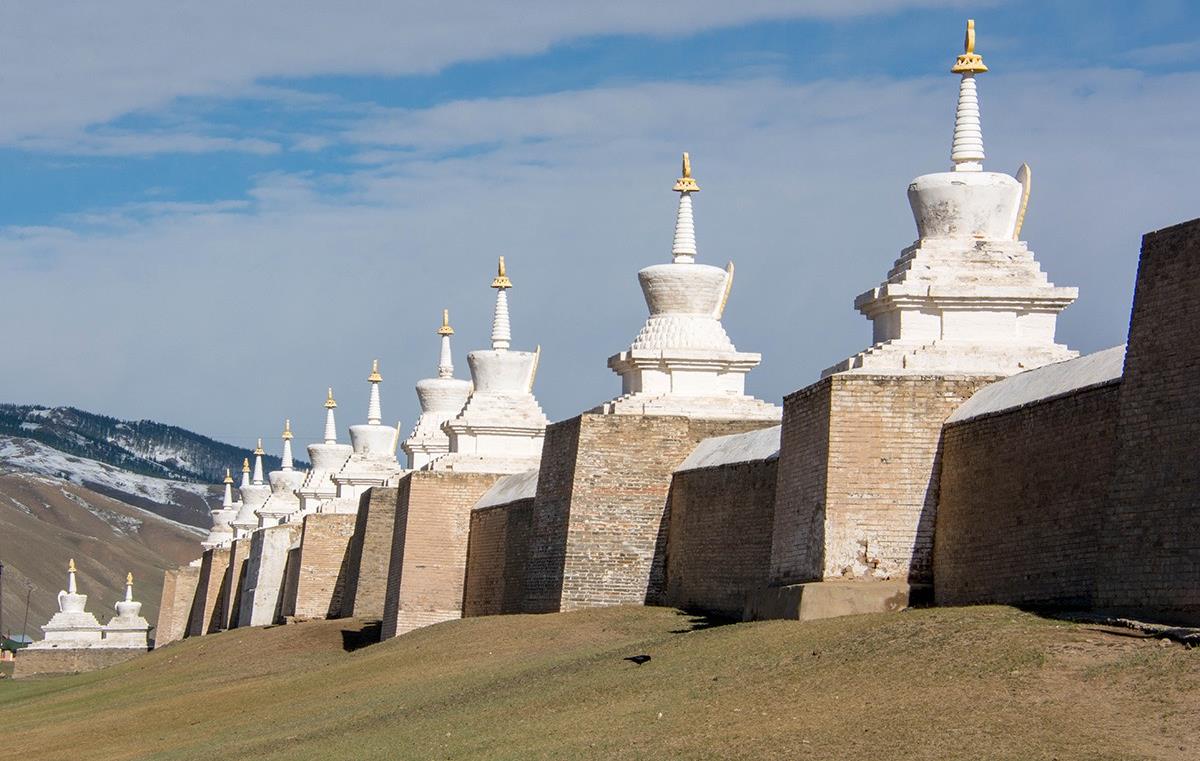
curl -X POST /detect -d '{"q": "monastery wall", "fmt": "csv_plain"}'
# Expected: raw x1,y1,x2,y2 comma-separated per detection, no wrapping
290,513,357,620
154,565,199,648
340,487,397,620
239,523,302,627
1098,219,1200,625
187,548,230,636
462,470,539,617
13,647,146,678
523,414,776,614
223,538,250,629
935,382,1121,607
381,471,502,639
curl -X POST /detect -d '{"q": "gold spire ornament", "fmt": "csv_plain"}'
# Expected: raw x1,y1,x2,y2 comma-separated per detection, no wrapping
951,19,988,73
437,308,455,336
673,152,700,193
491,256,513,289
68,558,76,573
282,419,293,440
224,467,233,484
126,572,133,586
325,387,337,409
242,457,251,473
368,359,383,383
254,438,265,456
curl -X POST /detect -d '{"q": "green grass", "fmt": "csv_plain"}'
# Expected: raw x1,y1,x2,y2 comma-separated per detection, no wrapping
1,606,1196,760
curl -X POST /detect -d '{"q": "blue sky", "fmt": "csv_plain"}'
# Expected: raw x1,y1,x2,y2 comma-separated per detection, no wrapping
0,1,1197,456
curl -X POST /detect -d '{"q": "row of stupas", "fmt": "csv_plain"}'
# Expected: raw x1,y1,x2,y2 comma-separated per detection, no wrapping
25,561,150,651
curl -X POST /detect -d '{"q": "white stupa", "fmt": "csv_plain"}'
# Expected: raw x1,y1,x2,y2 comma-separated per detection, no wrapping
297,388,354,514
201,468,238,550
26,559,103,649
99,572,150,649
826,20,1077,377
402,309,473,469
598,153,779,420
434,258,549,474
326,361,402,512
232,447,270,538
257,420,306,526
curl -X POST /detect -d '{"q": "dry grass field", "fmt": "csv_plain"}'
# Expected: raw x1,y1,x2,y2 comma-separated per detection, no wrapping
0,605,1196,760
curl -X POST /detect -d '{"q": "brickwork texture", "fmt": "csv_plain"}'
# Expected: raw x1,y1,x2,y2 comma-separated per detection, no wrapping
341,487,398,620
463,498,535,617
154,564,199,648
291,513,358,620
14,647,146,678
187,548,230,636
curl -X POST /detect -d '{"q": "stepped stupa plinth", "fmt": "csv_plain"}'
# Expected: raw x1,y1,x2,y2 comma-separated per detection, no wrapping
257,420,306,526
326,360,402,511
434,257,549,474
598,153,779,420
297,388,353,513
402,309,473,469
201,468,238,550
232,447,270,537
26,559,103,649
825,19,1077,377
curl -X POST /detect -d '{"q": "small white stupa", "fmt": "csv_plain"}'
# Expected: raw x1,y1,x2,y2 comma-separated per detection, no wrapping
326,361,402,511
402,309,473,469
297,388,354,514
434,258,549,474
826,20,1077,377
598,153,779,420
99,572,150,649
257,420,306,526
232,447,271,538
26,559,103,649
201,468,238,550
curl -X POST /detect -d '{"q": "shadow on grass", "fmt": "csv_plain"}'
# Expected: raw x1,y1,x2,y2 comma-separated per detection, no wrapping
341,621,383,652
669,609,739,634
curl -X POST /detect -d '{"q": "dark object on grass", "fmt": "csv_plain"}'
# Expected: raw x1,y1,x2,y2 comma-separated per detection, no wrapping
624,654,652,666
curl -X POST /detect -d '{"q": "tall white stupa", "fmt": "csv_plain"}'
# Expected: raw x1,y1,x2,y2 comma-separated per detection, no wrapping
598,153,779,420
99,572,150,649
201,468,238,550
825,20,1077,377
232,446,270,538
402,309,473,469
297,388,354,514
257,420,306,526
26,559,103,649
326,360,402,511
435,258,549,474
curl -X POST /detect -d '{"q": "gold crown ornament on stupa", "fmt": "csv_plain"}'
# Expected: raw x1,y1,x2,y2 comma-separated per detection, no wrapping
951,19,988,73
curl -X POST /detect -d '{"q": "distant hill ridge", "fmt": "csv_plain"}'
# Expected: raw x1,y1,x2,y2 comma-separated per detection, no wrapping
0,404,303,484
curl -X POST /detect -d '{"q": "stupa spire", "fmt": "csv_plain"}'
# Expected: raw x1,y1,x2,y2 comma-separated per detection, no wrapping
323,387,338,444
125,572,134,602
950,19,988,172
252,439,265,484
222,467,234,507
68,558,78,594
367,360,383,425
437,309,455,378
281,419,294,470
671,152,700,263
490,257,512,350
241,457,251,488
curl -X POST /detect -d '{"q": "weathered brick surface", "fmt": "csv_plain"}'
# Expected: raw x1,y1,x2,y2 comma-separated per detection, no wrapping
290,513,358,620
1098,219,1200,624
13,647,146,678
523,414,776,613
223,538,249,629
463,499,535,616
154,564,199,648
934,382,1121,607
770,375,994,586
664,457,778,618
239,523,302,627
341,487,398,620
187,548,230,636
380,471,502,639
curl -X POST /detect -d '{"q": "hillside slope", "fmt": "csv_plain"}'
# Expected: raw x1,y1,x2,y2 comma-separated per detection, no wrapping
1,606,1196,760
0,472,204,640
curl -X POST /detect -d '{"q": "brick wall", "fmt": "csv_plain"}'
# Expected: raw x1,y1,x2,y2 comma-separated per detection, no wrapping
523,414,776,613
770,375,994,587
935,382,1121,606
13,646,146,678
187,548,230,636
239,524,302,627
664,456,778,618
291,513,358,620
223,539,249,629
463,499,535,616
341,487,398,620
154,564,199,648
1098,219,1200,624
380,471,501,639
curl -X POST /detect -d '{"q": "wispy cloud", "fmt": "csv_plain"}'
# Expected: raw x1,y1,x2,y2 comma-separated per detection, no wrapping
1122,38,1200,66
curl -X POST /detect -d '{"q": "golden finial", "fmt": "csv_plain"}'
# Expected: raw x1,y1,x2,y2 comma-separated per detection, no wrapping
325,387,337,409
282,419,293,440
437,308,454,336
126,572,133,586
254,438,265,456
491,256,513,289
367,359,383,383
673,152,700,193
224,467,233,484
951,19,988,73
242,457,251,473
68,558,76,573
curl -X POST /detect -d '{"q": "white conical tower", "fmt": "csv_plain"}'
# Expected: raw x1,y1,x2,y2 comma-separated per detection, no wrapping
233,447,271,538
367,360,383,424
827,19,1077,377
330,362,402,512
240,457,250,489
298,388,354,514
257,419,307,527
27,559,103,649
323,387,338,443
252,439,265,485
281,419,294,470
403,309,473,469
202,468,237,549
491,258,513,350
671,152,699,263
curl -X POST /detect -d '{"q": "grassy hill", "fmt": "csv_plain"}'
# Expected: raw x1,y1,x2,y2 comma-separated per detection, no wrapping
1,606,1196,760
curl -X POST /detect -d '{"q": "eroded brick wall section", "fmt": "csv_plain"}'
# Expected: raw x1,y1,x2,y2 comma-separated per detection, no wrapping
187,548,230,636
463,499,534,617
344,487,398,620
1099,219,1200,624
770,380,832,584
664,457,778,618
224,539,249,629
13,647,145,678
523,416,582,613
381,472,501,639
292,513,358,620
935,383,1120,606
154,565,199,648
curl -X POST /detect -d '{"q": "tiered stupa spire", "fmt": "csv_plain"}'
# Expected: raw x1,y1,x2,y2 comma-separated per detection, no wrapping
252,439,265,485
367,360,383,424
438,309,455,378
490,258,512,350
240,458,250,488
323,388,338,443
281,419,294,470
203,468,237,549
327,360,402,511
402,309,473,470
671,152,699,263
297,388,354,514
256,419,307,527
950,19,987,172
